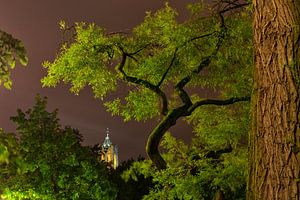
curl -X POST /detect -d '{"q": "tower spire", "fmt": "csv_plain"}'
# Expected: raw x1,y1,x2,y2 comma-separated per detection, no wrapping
106,127,109,137
102,128,112,150
99,128,119,169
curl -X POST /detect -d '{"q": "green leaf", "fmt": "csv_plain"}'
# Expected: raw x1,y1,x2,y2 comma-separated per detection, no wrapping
0,144,9,163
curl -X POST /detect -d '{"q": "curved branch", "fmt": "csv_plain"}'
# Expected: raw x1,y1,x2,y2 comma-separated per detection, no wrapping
220,2,250,14
187,96,250,115
173,7,230,106
146,96,249,170
146,105,189,170
182,31,218,47
156,32,217,103
175,57,211,106
206,145,233,160
117,53,169,115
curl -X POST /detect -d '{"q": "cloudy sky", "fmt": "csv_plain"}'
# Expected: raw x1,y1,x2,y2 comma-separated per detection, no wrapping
0,0,203,161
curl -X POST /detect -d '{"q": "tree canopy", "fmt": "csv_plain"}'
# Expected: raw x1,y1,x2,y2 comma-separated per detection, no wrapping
42,1,252,170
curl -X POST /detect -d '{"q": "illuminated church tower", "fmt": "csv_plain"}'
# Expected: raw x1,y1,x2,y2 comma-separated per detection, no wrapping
99,128,119,169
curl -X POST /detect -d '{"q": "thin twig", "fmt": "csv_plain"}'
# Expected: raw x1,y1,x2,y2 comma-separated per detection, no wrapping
157,48,178,87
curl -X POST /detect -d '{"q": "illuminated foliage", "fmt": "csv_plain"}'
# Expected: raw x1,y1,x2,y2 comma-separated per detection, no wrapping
42,1,252,171
0,30,27,89
0,96,117,200
0,129,21,181
123,103,249,199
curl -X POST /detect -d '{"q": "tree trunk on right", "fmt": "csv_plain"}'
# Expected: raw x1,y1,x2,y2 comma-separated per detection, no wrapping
248,0,300,199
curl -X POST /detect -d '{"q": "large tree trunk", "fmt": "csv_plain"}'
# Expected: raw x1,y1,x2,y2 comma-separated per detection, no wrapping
248,0,300,199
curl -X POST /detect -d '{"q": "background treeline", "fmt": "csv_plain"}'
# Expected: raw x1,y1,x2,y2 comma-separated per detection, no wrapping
0,95,248,199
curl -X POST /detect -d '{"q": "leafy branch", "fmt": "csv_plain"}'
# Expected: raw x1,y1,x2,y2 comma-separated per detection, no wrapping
117,50,169,115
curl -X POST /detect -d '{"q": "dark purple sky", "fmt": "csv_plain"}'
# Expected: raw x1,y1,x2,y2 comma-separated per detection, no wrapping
0,0,204,161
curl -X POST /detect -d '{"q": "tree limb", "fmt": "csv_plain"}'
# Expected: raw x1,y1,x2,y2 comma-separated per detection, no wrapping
220,2,250,14
187,96,250,115
173,7,229,106
146,96,249,170
146,105,190,170
174,57,211,106
117,53,169,115
183,31,218,46
157,48,178,87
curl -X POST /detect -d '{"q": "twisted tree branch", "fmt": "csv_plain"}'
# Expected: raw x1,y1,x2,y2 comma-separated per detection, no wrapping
146,96,250,170
117,52,169,115
146,105,190,170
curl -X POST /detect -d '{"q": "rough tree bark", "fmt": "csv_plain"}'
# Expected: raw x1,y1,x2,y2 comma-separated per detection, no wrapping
248,0,300,199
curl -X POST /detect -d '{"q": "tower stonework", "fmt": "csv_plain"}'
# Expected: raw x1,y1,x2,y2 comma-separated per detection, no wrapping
99,128,118,169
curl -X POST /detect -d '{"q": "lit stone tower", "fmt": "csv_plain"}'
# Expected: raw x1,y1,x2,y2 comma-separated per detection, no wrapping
99,128,119,169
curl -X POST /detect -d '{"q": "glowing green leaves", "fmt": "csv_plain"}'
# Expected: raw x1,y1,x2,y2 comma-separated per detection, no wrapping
0,30,28,89
42,23,117,99
1,96,117,200
0,144,9,164
105,88,160,121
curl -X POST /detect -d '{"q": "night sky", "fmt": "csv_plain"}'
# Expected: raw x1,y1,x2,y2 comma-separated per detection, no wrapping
0,0,204,161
